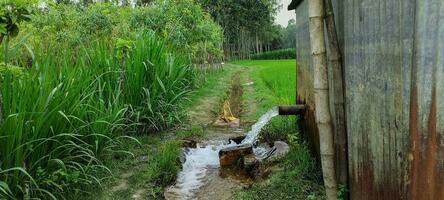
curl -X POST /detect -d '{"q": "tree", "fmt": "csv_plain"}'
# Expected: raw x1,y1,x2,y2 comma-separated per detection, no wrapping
198,0,280,59
281,19,297,48
307,0,337,199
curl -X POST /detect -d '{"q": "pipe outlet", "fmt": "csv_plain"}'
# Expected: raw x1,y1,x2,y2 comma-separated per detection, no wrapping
278,105,306,115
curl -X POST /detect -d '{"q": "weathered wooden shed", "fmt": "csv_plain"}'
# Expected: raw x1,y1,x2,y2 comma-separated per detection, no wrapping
289,0,444,199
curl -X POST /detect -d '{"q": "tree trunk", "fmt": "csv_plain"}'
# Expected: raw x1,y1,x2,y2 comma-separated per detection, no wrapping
3,35,9,64
0,92,3,125
323,0,348,194
0,34,4,46
0,34,4,124
308,0,338,199
255,33,259,54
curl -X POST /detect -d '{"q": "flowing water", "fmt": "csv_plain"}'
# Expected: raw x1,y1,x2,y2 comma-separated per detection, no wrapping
241,107,279,144
165,107,279,200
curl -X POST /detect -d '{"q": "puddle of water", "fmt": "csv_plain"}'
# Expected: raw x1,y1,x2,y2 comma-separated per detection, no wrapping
165,107,279,200
166,141,238,199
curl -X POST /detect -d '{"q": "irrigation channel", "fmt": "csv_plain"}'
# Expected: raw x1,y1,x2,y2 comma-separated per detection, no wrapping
164,107,279,199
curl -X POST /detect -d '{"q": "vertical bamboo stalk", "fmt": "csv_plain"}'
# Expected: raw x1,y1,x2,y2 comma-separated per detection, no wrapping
256,33,259,54
0,38,3,122
323,0,348,192
308,0,338,199
0,92,3,124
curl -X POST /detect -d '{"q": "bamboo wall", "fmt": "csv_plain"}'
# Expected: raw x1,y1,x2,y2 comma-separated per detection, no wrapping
292,0,444,199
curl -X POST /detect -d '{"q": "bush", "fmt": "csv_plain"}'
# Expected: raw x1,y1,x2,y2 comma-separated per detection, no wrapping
19,2,222,65
251,48,296,60
129,0,224,63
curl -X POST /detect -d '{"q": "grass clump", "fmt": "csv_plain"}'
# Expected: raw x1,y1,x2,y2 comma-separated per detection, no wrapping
146,141,181,190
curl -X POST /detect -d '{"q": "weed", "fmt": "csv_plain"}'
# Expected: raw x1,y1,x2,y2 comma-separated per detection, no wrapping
146,141,181,187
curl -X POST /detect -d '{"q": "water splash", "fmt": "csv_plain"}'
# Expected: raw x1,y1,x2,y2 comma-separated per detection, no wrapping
165,107,279,199
241,106,279,144
166,141,237,199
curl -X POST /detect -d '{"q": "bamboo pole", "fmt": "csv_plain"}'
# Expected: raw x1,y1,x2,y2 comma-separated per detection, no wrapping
323,0,348,192
308,0,338,199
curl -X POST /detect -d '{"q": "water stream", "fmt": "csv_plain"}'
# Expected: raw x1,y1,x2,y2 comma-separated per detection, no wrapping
165,107,279,200
241,107,279,144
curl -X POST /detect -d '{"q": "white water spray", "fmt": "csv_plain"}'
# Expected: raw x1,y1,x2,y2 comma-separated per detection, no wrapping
241,107,279,144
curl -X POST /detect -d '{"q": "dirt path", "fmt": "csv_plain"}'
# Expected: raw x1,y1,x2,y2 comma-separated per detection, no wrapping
99,65,259,200
165,67,260,200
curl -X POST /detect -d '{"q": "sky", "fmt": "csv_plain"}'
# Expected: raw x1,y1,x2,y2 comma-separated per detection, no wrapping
275,0,295,27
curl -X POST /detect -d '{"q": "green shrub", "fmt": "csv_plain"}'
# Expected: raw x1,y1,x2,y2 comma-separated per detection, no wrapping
251,48,296,60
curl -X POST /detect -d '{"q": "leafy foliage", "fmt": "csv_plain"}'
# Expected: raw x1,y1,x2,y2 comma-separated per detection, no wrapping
129,0,223,63
0,0,34,40
251,48,296,60
198,0,280,59
281,19,297,49
16,1,222,65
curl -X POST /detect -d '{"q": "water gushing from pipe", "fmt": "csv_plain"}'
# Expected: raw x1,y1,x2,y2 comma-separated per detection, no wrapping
241,106,279,144
165,107,279,200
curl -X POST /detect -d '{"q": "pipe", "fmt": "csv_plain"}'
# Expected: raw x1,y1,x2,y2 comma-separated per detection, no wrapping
278,105,306,115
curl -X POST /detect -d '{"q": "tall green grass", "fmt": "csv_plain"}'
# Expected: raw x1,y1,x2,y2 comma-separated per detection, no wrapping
0,32,193,199
123,35,192,132
233,59,296,113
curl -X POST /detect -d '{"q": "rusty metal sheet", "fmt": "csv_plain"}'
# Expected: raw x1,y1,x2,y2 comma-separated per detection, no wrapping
295,1,320,158
293,0,444,199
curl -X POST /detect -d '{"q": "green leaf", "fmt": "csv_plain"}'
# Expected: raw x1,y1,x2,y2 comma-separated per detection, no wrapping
8,24,18,38
0,181,13,197
0,23,6,34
